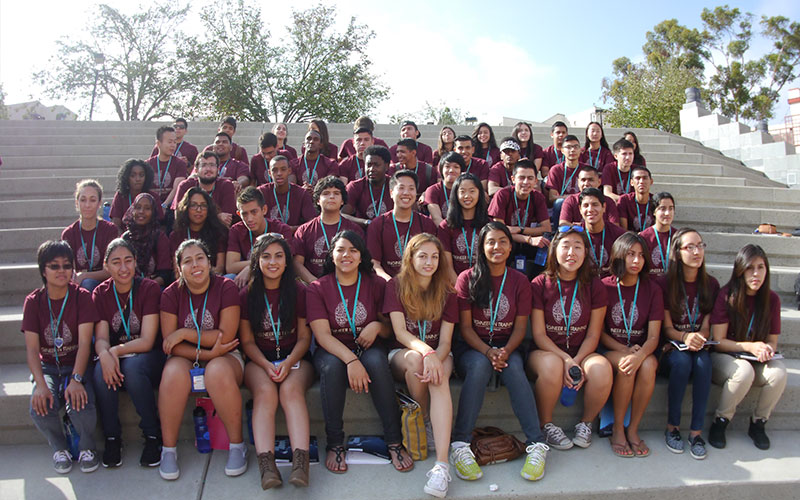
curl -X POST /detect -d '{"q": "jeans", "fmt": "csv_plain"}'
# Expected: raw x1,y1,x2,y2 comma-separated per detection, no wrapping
79,278,102,292
93,349,166,439
452,343,544,445
30,363,97,452
662,349,712,431
313,344,401,448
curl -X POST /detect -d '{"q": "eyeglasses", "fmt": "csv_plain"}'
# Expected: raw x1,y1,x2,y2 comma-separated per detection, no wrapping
189,203,209,211
558,225,585,233
562,144,581,150
197,162,218,169
173,124,186,129
681,243,707,253
46,263,73,271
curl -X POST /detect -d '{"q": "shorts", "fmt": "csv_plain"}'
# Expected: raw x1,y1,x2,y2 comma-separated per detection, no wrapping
388,347,452,364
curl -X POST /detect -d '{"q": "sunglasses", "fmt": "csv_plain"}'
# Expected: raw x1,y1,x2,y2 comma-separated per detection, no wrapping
557,225,585,233
46,263,73,271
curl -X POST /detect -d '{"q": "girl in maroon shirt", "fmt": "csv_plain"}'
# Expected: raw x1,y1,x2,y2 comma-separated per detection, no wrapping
529,226,612,451
580,122,614,171
472,122,500,166
171,188,228,275
272,123,298,160
425,152,464,226
600,233,663,458
121,193,171,287
512,121,545,176
639,192,676,276
432,126,456,167
438,173,489,283
110,159,162,231
240,234,313,488
624,131,647,166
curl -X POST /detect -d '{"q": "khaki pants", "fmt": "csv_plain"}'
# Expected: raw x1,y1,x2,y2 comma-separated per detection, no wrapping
711,352,787,421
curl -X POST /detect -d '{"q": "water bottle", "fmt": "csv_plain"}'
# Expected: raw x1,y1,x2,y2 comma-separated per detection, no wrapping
102,201,111,221
560,366,583,407
62,414,81,460
193,407,211,453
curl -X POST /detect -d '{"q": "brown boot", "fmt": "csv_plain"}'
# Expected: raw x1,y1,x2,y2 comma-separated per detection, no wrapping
257,451,282,490
288,448,310,487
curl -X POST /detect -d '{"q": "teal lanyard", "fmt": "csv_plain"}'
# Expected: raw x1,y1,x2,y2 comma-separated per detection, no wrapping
304,155,321,184
156,156,172,190
175,140,184,156
335,273,362,345
587,227,606,266
512,191,531,228
587,146,601,169
322,217,342,250
745,313,755,341
79,223,98,271
186,228,192,240
682,283,699,332
392,211,414,257
368,182,386,218
465,159,473,175
274,186,290,224
113,282,134,340
556,278,579,350
355,156,362,178
487,268,508,345
263,292,282,359
442,182,450,209
616,277,640,347
617,167,630,194
654,227,672,268
248,225,268,255
560,166,578,196
461,226,476,266
635,199,650,230
554,148,563,165
219,159,230,178
417,320,428,343
47,289,69,364
188,289,209,364
485,149,491,163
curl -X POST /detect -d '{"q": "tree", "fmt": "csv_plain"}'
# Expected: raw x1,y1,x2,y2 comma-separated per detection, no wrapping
181,0,388,123
421,102,467,126
602,58,703,133
0,84,7,120
33,3,190,121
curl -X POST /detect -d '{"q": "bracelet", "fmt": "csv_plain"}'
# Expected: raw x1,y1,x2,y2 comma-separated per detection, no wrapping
485,346,493,356
346,358,358,366
422,350,437,359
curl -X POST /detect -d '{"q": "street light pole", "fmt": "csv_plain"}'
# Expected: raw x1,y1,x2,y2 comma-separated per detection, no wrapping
89,52,105,121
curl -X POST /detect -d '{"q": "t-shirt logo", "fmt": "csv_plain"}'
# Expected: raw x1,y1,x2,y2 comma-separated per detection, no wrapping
482,292,510,322
112,310,141,339
269,204,289,222
183,308,215,331
76,244,100,269
456,232,477,257
44,322,73,348
611,300,639,328
334,299,368,328
156,171,173,195
366,201,386,219
551,296,582,325
313,235,328,258
650,246,662,268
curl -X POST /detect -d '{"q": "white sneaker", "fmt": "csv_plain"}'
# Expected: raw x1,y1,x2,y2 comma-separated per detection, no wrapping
573,422,592,448
424,463,452,498
543,423,573,450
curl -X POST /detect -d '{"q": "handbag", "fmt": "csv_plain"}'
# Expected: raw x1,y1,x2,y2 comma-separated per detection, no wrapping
470,426,525,466
396,390,427,461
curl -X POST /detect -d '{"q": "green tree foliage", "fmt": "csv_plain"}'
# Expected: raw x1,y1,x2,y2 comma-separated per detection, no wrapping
0,84,7,120
33,3,189,121
181,0,388,123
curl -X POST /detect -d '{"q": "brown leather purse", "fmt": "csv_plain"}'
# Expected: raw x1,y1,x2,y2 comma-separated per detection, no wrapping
470,426,526,465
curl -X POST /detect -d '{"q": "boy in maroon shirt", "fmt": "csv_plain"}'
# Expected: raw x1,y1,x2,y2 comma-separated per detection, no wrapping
367,170,437,280
257,155,318,230
388,138,439,194
487,138,521,196
579,187,627,275
337,116,389,160
454,135,489,190
603,138,636,204
488,159,551,248
546,134,586,227
343,145,394,227
389,121,433,165
212,132,250,191
203,116,249,164
148,126,188,209
338,127,374,183
425,152,463,226
150,118,198,167
559,166,620,226
249,132,279,186
172,151,236,227
290,130,342,192
541,121,568,177
617,166,655,231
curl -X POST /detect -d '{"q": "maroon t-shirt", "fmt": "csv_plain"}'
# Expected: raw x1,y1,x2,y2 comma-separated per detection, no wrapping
294,216,364,277
227,219,294,261
92,277,161,346
21,283,99,366
257,183,318,227
240,282,306,361
474,146,500,167
160,276,239,339
546,162,586,197
300,143,338,160
338,137,389,160
665,277,720,332
345,177,393,220
290,155,340,186
601,276,664,347
382,277,458,349
151,140,199,168
387,162,439,194
424,182,454,219
710,285,781,337
438,219,480,275
520,143,545,161
617,193,654,231
146,231,172,275
110,190,164,221
279,145,298,161
250,154,271,186
217,158,250,183
541,145,565,169
581,222,628,271
148,155,189,203
306,272,386,351
487,186,549,228
463,157,489,181
580,147,615,171
366,211,437,277
639,226,676,275
560,192,620,226
531,275,607,357
455,268,532,346
602,162,633,196
338,155,367,183
169,228,225,266
390,142,434,165
487,162,512,189
61,220,119,272
171,177,236,215
203,142,249,164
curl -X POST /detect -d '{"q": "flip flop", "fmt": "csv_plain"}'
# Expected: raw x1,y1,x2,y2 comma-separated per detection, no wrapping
387,443,414,472
629,440,650,457
325,446,348,474
610,440,635,458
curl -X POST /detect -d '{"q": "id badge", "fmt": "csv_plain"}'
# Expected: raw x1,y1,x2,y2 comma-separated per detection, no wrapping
534,247,548,266
514,254,526,271
190,367,206,392
272,360,301,370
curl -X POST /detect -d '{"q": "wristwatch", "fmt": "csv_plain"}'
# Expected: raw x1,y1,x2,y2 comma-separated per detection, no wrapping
72,373,84,384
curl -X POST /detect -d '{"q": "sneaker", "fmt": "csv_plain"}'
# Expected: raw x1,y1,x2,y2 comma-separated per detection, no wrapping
424,462,452,498
664,429,684,454
708,417,728,449
449,445,482,481
78,450,99,473
572,422,592,448
543,423,573,450
288,448,309,487
159,449,179,480
520,443,549,481
257,451,282,490
140,436,162,467
425,419,436,452
53,450,72,474
225,444,249,476
689,435,707,460
748,418,770,450
102,437,122,468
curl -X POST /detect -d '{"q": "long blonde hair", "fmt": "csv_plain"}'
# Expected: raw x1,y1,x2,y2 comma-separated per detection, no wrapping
395,233,453,321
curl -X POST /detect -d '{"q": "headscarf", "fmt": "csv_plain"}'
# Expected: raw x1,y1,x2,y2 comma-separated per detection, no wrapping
121,192,161,277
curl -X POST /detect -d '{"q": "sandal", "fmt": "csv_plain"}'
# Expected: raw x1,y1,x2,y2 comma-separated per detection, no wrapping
325,446,347,474
629,440,651,458
387,443,414,472
610,440,635,458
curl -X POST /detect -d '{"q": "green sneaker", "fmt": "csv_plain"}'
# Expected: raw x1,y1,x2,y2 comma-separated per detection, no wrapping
521,442,549,481
449,445,482,481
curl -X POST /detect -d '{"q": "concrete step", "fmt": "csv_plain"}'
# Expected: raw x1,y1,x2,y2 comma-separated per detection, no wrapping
656,174,746,186
676,205,798,234
701,232,800,267
0,198,82,229
654,182,800,210
0,227,63,264
0,176,116,200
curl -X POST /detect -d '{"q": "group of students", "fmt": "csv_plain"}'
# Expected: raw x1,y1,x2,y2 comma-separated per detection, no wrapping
21,117,787,499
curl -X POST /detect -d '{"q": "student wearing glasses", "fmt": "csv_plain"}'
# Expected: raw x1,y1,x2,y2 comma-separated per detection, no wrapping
545,135,586,228
169,188,229,276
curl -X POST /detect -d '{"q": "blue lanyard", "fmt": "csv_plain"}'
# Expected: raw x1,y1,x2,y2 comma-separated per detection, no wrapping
587,146,601,169
554,148,563,165
461,226,476,266
556,278,579,350
156,156,172,189
465,158,473,174
654,227,672,268
303,155,321,184
335,273,362,341
560,166,579,196
355,156,362,178
442,182,450,208
219,159,231,178
417,320,428,343
368,182,386,218
79,223,98,271
188,289,209,347
485,149,491,163
616,277,640,347
617,166,630,194
391,211,414,257
512,191,531,228
488,268,508,344
745,313,755,341
263,292,282,359
113,282,134,340
587,227,606,266
322,217,342,250
273,186,290,224
175,140,184,156
248,225,268,254
47,289,70,364
635,199,650,230
683,283,699,332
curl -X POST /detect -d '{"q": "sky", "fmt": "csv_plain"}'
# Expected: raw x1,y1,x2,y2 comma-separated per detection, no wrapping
2,0,799,125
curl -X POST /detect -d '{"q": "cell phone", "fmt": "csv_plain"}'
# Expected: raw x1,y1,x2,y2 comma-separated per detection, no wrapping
273,360,300,370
